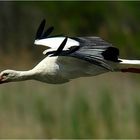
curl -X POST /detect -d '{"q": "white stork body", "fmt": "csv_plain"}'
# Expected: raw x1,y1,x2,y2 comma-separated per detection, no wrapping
0,19,140,84
32,56,109,84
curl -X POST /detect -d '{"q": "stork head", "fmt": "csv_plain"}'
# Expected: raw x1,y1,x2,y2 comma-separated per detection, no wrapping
0,70,19,84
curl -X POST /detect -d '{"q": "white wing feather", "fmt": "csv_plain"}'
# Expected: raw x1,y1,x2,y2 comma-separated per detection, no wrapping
34,37,79,55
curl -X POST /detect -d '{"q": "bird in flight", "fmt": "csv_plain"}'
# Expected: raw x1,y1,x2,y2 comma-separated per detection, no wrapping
0,19,140,84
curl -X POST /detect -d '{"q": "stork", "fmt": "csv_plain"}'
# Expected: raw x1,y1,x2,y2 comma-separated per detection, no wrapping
0,19,140,84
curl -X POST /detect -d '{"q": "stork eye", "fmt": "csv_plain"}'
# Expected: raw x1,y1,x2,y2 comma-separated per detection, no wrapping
3,73,9,76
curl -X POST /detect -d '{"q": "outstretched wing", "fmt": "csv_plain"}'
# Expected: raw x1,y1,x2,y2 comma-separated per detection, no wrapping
49,37,120,71
34,20,120,71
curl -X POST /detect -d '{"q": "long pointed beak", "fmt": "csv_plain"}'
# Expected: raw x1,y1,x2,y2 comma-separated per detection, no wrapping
0,76,4,84
0,76,7,84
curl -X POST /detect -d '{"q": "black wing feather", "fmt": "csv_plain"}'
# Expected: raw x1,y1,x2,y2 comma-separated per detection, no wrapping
51,37,68,56
35,19,46,40
42,26,54,39
35,19,55,40
102,47,120,62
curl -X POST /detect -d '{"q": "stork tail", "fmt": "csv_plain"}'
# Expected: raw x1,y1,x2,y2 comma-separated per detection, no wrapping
119,59,140,73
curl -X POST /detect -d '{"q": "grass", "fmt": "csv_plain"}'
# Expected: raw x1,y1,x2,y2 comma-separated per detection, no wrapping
0,72,140,138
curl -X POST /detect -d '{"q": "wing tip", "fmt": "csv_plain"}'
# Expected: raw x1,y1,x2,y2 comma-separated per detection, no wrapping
35,19,46,40
35,19,54,40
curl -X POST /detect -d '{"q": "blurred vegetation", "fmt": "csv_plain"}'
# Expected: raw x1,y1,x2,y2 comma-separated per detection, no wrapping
0,1,140,138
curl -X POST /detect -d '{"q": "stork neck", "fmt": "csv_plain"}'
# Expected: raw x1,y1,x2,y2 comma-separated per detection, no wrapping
16,69,35,81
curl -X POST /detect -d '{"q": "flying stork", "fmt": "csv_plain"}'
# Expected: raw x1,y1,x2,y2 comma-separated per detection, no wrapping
0,19,140,84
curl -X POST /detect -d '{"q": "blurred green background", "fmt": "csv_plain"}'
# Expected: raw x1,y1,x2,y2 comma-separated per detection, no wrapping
0,1,140,138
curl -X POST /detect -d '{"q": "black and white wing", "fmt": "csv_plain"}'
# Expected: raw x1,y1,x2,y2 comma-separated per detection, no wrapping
42,36,120,71
62,37,120,70
34,19,79,55
34,20,120,71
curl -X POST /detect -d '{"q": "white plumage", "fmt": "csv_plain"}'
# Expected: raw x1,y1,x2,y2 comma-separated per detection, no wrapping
35,37,79,55
34,37,79,49
0,19,140,84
